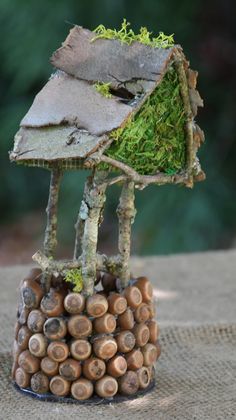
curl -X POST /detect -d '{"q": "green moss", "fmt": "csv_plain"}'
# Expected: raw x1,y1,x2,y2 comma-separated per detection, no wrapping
102,67,186,175
65,268,83,292
92,19,174,49
94,82,112,98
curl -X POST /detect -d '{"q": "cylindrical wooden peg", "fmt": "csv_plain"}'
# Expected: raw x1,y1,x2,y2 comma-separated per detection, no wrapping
71,378,93,401
107,293,127,315
124,286,142,309
17,326,32,350
28,333,48,358
125,349,144,370
15,367,31,388
132,323,150,347
64,293,85,314
18,350,40,373
83,357,106,381
86,294,108,318
27,309,46,333
21,279,44,309
142,343,158,366
47,341,69,362
147,320,159,344
137,366,151,389
40,357,59,376
68,315,92,339
135,277,153,303
118,371,139,395
95,375,118,398
106,355,127,378
134,303,150,323
40,288,64,317
117,308,134,330
31,371,49,394
59,358,81,381
50,375,71,397
93,313,116,334
43,317,67,340
116,331,135,353
70,339,92,361
93,337,117,360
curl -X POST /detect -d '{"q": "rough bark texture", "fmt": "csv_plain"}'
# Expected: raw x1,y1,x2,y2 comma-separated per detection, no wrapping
80,170,108,295
51,26,175,89
73,177,92,260
117,181,136,287
44,168,62,258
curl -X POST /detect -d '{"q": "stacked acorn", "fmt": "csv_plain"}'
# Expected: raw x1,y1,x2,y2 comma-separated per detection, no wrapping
13,268,161,401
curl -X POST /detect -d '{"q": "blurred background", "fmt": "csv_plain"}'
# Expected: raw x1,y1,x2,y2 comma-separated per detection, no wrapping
0,0,235,265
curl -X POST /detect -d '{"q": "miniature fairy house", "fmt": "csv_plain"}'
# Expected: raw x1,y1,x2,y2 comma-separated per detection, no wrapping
10,21,204,402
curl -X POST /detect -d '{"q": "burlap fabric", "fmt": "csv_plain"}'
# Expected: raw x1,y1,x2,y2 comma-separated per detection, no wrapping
0,250,235,419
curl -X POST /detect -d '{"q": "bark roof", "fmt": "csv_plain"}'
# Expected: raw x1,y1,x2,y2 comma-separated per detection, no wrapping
10,26,179,164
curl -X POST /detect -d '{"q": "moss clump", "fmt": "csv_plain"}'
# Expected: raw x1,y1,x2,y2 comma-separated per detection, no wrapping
94,82,112,98
103,67,186,175
65,268,83,292
92,19,174,49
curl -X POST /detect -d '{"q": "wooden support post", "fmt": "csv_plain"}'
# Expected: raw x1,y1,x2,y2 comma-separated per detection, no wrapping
74,177,92,260
80,170,108,296
116,180,136,288
43,167,62,291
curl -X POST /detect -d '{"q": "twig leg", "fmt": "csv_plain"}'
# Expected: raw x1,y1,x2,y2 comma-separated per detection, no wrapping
116,180,136,288
81,170,108,296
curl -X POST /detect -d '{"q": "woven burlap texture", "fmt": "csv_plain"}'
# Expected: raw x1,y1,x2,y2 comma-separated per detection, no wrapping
0,251,236,419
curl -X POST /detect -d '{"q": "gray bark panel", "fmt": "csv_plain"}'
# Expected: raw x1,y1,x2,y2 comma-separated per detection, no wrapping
51,26,175,87
10,126,108,162
20,71,133,136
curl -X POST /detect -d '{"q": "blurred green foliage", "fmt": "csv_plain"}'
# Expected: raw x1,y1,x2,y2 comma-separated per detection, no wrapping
0,0,235,255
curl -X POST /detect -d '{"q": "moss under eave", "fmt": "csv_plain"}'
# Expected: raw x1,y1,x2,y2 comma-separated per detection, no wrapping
101,66,187,176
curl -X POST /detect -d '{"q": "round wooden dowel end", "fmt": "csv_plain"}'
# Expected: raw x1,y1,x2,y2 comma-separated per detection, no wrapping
40,357,59,376
50,376,71,397
28,333,48,358
132,323,150,347
106,355,127,378
93,313,116,334
70,339,92,361
135,277,153,303
95,375,118,398
47,341,69,362
134,303,150,323
17,326,32,350
125,349,144,370
31,371,49,394
59,358,81,381
137,366,151,389
40,289,64,317
124,286,142,309
43,317,67,340
107,293,127,315
82,357,106,381
93,337,117,360
71,378,93,401
15,367,31,388
118,371,139,396
68,315,92,339
117,308,135,330
142,343,158,366
86,294,108,318
64,293,85,314
116,331,136,353
18,350,40,373
27,310,46,333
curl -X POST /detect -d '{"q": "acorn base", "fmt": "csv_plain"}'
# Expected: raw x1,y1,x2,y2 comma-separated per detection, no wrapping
13,378,155,404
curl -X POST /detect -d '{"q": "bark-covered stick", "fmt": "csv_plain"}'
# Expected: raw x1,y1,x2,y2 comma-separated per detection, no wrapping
74,176,92,260
80,170,108,296
117,180,136,288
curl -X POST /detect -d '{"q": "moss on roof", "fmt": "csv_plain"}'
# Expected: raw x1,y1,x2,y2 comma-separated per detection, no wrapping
92,19,174,49
101,66,186,175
